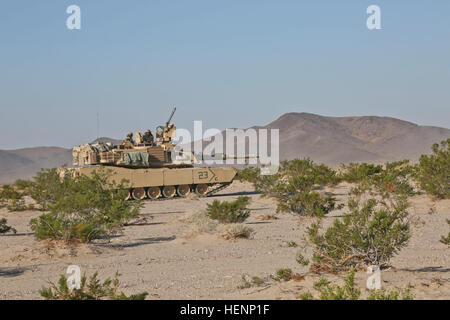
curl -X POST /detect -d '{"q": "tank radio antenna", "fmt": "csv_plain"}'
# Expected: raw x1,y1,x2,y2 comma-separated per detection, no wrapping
96,111,100,139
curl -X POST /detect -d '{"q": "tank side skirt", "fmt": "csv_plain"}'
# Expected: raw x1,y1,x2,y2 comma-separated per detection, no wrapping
74,166,236,200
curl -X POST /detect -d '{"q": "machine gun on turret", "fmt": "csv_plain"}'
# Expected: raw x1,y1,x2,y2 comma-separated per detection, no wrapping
156,107,177,150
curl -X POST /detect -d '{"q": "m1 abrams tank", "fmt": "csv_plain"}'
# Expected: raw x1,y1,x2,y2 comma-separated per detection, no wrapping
66,108,239,201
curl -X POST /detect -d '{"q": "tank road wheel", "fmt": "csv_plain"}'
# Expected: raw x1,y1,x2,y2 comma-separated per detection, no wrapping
162,186,176,198
131,187,146,200
177,185,191,197
195,184,209,196
147,187,161,200
124,189,132,201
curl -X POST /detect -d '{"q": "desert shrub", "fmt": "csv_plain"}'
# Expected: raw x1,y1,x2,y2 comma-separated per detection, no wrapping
0,184,29,212
269,160,340,216
300,271,414,300
440,220,450,245
29,169,141,243
181,210,218,234
339,163,383,183
253,174,280,197
372,160,414,197
250,158,339,196
368,287,414,300
206,196,251,223
27,168,72,211
278,159,340,185
379,160,415,196
237,276,252,289
300,271,360,300
224,159,341,218
250,276,265,286
304,196,410,273
298,292,314,300
272,268,293,282
13,179,34,190
415,138,450,199
312,270,360,300
1,171,72,212
275,177,336,217
3,169,78,212
295,252,310,266
40,271,148,300
0,218,16,234
236,167,260,183
221,224,253,240
0,184,23,202
237,275,266,289
250,159,341,217
286,241,298,247
348,160,415,200
6,199,29,212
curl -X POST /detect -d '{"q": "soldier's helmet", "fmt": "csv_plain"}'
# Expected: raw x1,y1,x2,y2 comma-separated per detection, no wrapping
145,129,151,135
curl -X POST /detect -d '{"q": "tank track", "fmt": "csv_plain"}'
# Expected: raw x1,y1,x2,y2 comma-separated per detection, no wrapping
142,182,232,202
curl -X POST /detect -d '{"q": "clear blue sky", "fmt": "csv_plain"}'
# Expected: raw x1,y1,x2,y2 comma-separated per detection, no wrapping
0,0,449,149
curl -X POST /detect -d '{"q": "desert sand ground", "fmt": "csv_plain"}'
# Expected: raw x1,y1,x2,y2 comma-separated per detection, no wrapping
0,181,449,300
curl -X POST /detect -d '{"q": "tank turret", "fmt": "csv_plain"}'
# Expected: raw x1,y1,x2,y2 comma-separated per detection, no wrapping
72,107,196,169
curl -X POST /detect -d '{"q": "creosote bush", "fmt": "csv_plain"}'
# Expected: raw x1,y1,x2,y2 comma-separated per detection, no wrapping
299,270,414,300
29,168,141,243
272,268,293,282
275,177,337,217
295,252,310,267
237,275,266,289
0,218,16,234
348,160,415,199
0,183,31,212
236,167,260,183
304,196,410,273
339,163,383,183
0,184,24,202
206,196,251,223
40,272,148,300
367,287,414,300
300,270,360,300
415,138,450,199
249,159,340,217
440,220,450,245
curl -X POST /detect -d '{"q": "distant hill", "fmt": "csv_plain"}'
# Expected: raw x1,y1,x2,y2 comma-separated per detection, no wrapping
194,113,450,166
90,137,122,145
0,138,124,183
0,113,449,184
0,147,72,184
259,113,450,164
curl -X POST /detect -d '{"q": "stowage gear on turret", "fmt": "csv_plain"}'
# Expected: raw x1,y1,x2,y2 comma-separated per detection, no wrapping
72,107,191,168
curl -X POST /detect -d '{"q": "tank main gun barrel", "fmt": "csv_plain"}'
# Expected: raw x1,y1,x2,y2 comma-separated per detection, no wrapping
220,154,259,160
198,153,259,160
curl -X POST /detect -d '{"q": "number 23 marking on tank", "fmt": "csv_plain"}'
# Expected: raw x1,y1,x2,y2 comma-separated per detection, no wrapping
198,169,217,182
198,171,209,179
